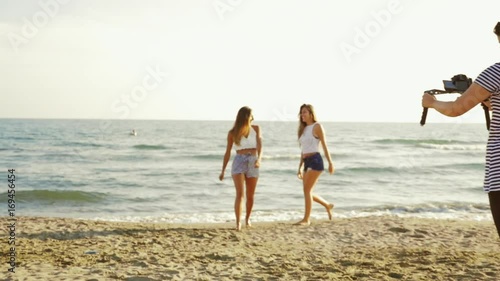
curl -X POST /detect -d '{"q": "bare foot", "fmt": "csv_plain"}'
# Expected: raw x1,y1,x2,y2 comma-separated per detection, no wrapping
245,220,252,228
294,220,310,226
235,222,242,231
326,203,334,221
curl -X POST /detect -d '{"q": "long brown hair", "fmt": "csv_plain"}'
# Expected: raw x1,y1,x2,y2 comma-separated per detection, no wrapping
230,106,253,145
298,104,317,138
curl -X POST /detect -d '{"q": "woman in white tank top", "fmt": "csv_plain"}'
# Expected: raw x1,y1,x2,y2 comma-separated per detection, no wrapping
219,106,263,231
295,104,335,225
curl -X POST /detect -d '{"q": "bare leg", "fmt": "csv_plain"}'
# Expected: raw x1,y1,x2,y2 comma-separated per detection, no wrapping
245,176,258,227
489,191,500,238
232,174,245,231
313,195,334,220
295,169,322,225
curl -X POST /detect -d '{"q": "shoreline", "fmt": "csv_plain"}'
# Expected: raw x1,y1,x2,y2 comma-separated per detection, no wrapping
12,206,495,225
3,215,500,280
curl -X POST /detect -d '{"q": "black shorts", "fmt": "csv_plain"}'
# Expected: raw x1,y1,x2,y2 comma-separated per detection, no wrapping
303,153,324,172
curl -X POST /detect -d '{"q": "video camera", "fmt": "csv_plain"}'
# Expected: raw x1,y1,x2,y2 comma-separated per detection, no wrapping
420,74,490,130
443,74,472,93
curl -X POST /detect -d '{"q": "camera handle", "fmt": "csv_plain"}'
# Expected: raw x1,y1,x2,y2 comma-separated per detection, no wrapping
420,89,447,126
481,102,491,130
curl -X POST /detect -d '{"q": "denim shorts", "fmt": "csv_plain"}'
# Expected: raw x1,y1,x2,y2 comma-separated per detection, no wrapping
231,154,259,178
303,153,324,172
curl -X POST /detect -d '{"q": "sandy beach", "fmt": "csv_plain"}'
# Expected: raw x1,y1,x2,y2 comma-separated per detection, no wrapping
3,216,500,281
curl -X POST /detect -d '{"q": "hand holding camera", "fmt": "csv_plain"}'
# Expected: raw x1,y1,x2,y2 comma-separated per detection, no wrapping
420,74,490,130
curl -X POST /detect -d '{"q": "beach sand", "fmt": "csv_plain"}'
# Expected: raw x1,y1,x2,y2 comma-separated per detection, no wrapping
3,216,500,281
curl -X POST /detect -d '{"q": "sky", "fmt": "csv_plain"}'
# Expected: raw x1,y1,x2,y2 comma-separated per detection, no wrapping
0,0,499,123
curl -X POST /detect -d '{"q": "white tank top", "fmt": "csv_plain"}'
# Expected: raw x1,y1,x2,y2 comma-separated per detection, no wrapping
234,126,257,150
299,123,320,154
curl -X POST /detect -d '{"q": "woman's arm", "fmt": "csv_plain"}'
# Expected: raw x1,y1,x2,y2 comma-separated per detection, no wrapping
297,153,304,179
422,82,491,117
314,123,334,174
219,132,233,181
253,125,262,168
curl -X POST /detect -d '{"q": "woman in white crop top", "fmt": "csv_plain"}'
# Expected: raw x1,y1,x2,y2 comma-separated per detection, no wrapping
219,106,263,231
295,104,335,226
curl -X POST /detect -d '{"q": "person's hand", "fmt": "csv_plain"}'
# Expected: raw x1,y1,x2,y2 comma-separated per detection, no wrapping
422,93,436,108
297,169,303,180
254,159,261,168
482,99,492,111
328,162,334,175
219,171,224,181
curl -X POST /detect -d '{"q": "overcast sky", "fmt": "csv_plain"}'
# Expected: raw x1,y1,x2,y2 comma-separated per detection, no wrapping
1,0,499,123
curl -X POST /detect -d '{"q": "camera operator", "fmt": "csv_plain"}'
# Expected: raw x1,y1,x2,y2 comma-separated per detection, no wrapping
422,22,500,239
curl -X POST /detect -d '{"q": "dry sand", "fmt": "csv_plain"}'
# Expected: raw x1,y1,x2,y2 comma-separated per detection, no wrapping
2,215,500,280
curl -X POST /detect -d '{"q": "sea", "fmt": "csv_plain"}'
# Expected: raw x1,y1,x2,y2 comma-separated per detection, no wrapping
0,119,493,224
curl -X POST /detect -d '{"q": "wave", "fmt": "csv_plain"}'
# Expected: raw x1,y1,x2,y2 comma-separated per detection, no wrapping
9,190,108,204
43,152,85,159
262,154,300,160
373,138,484,151
8,136,35,141
192,154,220,161
374,138,480,145
264,153,353,161
337,161,483,176
338,166,402,175
260,168,295,176
80,202,492,223
375,138,470,145
358,202,490,214
60,141,104,148
191,154,301,161
133,144,170,150
432,162,484,170
417,143,484,151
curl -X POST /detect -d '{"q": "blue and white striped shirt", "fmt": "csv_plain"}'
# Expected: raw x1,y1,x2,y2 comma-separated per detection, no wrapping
475,63,500,192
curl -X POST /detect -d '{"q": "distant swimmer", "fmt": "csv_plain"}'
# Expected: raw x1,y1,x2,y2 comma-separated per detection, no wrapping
130,129,137,136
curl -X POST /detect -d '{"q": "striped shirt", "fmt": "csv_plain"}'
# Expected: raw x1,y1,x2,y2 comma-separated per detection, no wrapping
475,63,500,192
